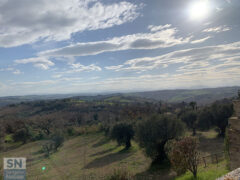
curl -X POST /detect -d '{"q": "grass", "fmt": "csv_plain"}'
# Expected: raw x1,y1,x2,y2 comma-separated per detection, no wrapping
0,130,228,180
0,133,151,180
175,161,228,180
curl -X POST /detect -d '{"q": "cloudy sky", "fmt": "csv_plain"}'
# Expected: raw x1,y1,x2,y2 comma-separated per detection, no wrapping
0,0,240,96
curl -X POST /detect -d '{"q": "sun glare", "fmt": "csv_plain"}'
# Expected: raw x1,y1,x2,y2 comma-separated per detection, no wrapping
189,1,209,20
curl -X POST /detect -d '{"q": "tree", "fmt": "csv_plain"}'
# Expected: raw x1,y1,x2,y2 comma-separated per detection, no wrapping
0,125,5,151
169,137,200,178
189,101,197,110
136,114,185,163
181,111,198,136
51,131,64,151
13,128,29,144
197,108,213,131
211,102,233,137
111,123,134,149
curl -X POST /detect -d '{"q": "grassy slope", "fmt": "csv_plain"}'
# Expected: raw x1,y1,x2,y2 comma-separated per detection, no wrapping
0,131,229,180
0,133,151,180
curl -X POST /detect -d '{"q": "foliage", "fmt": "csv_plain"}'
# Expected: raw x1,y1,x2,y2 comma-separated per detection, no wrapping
197,108,214,131
51,131,64,151
211,102,233,137
110,123,134,149
41,131,64,157
175,161,229,180
169,137,200,178
12,128,29,144
181,111,198,136
105,169,132,180
136,114,185,163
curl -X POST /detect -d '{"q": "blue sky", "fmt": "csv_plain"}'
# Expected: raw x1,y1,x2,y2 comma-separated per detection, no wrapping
0,0,240,96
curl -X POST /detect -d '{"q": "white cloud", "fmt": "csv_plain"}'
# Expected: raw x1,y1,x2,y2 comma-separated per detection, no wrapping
191,36,211,44
0,67,23,75
13,69,23,75
148,24,172,32
15,57,54,70
0,0,141,47
69,63,102,73
39,25,192,58
202,26,231,33
105,41,240,72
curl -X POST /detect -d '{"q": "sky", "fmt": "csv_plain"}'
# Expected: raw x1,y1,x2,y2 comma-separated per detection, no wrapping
0,0,240,96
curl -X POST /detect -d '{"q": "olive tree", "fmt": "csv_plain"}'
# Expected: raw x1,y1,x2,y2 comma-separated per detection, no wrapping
110,123,134,149
136,114,185,163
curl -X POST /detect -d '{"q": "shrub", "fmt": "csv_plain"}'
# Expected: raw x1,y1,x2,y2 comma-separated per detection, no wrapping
169,137,200,178
110,123,134,149
136,114,185,163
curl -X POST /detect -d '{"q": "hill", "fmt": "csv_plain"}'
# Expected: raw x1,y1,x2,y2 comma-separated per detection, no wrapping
0,86,239,107
128,86,240,105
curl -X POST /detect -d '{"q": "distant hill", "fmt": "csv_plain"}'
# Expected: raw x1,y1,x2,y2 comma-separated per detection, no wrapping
0,86,239,107
127,86,240,105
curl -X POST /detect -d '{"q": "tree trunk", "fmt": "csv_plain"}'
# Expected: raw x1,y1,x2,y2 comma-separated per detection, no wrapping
125,138,131,149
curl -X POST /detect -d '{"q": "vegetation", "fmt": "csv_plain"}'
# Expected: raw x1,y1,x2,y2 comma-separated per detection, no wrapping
169,137,200,178
136,114,185,163
105,169,132,180
0,94,235,179
110,123,134,149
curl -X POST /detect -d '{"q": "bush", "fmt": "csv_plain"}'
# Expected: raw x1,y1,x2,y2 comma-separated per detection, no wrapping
110,123,134,149
105,169,132,180
136,114,185,163
168,137,200,178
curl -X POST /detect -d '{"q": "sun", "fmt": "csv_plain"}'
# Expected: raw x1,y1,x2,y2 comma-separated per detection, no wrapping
189,1,210,20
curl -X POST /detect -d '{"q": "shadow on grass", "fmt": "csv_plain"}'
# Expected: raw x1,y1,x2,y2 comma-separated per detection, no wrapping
198,134,224,155
85,148,133,169
92,137,110,148
90,147,117,157
134,161,176,180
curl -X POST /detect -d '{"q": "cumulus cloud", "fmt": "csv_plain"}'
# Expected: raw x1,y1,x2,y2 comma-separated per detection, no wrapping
202,26,231,33
39,25,192,58
15,57,54,70
0,0,141,47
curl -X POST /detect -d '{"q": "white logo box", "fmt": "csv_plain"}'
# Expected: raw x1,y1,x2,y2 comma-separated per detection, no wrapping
4,158,26,170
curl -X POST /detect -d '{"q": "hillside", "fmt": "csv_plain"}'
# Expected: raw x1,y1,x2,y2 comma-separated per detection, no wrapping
0,86,239,107
128,86,240,105
0,131,228,180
